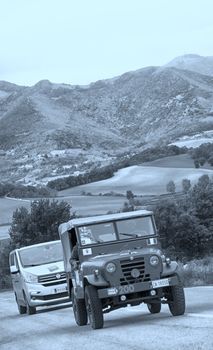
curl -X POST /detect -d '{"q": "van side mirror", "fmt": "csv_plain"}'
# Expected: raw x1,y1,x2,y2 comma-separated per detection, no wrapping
10,265,19,274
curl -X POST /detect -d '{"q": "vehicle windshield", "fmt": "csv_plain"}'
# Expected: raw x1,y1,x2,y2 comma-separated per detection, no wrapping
79,216,155,246
19,242,63,267
117,217,154,239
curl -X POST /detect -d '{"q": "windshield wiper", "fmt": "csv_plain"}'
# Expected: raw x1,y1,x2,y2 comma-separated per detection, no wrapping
119,232,139,238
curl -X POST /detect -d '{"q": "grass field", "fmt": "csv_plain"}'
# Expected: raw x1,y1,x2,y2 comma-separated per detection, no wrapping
61,154,213,196
0,195,126,234
0,198,31,225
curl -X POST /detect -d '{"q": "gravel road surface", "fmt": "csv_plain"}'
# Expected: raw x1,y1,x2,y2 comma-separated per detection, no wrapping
0,286,213,350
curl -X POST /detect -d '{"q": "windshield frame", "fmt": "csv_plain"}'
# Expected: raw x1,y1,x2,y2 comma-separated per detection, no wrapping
18,241,63,268
77,215,157,247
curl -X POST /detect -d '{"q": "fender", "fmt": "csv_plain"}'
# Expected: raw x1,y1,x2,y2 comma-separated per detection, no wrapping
85,274,109,287
161,261,178,277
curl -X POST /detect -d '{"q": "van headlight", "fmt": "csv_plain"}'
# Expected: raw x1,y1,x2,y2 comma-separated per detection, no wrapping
149,255,159,266
106,262,116,273
24,272,38,283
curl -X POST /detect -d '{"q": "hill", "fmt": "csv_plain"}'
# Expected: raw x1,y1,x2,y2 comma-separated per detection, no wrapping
0,55,213,184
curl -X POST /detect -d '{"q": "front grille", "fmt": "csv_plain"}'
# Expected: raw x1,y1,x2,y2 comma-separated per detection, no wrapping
41,279,66,287
120,257,150,285
38,272,66,285
34,292,68,301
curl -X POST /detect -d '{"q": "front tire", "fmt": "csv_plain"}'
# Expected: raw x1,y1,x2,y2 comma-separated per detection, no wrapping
147,301,161,314
23,292,36,315
15,294,27,314
168,285,185,316
85,285,103,329
26,303,36,315
71,288,87,326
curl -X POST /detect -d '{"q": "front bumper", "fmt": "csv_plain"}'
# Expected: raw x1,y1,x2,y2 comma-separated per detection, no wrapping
26,282,70,307
98,275,179,299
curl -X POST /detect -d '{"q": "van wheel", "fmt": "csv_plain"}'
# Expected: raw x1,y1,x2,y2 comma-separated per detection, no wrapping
71,288,87,326
23,292,36,315
147,301,161,314
168,285,185,316
85,285,103,329
15,294,27,314
18,303,27,314
26,303,36,315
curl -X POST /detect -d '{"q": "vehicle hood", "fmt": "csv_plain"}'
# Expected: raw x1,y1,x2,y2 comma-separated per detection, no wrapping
23,261,65,276
85,247,161,266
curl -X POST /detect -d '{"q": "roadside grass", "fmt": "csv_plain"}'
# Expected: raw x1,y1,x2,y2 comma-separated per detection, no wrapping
178,257,213,287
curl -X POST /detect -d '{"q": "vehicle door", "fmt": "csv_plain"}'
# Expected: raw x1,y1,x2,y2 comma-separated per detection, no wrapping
10,252,23,301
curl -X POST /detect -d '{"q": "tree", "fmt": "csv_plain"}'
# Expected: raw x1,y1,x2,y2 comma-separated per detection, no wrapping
173,213,211,258
189,175,213,227
199,157,206,166
154,199,181,249
166,181,176,194
182,178,191,193
194,160,200,168
126,190,134,200
0,244,12,289
10,199,72,247
154,197,213,259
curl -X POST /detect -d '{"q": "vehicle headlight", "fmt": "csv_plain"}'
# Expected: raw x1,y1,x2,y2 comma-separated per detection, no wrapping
106,262,116,273
149,255,159,266
24,272,38,283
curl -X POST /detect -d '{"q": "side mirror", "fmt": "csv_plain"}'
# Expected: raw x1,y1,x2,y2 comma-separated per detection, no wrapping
159,236,166,249
10,265,19,274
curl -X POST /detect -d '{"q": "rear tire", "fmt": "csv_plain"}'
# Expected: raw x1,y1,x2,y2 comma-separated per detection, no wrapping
71,288,87,326
168,285,185,316
85,285,103,329
147,301,161,314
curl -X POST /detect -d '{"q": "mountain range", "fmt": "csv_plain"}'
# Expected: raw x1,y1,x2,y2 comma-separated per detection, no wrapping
0,54,213,184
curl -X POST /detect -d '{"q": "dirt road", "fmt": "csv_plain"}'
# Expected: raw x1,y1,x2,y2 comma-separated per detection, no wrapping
0,287,213,350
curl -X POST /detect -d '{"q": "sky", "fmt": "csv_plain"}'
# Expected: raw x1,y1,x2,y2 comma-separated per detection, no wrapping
0,0,213,86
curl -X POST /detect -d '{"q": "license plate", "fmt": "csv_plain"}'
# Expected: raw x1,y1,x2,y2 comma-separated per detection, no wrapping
107,287,118,296
53,286,67,294
152,278,170,288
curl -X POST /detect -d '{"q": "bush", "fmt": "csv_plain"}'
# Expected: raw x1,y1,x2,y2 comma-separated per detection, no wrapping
178,257,213,287
0,182,56,198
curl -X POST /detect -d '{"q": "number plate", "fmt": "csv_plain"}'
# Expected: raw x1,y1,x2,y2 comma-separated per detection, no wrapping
53,286,67,294
107,287,118,296
152,278,170,288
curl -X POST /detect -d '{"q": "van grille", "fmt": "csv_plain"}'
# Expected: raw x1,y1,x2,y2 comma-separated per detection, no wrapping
120,257,150,285
38,272,66,286
35,292,68,301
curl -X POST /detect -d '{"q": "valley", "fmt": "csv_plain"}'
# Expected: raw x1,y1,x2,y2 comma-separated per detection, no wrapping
1,154,212,241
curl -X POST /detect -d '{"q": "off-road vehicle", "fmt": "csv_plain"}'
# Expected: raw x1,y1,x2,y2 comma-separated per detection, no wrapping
59,210,185,329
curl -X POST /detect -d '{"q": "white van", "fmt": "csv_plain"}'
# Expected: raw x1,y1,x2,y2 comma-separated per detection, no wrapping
9,240,70,315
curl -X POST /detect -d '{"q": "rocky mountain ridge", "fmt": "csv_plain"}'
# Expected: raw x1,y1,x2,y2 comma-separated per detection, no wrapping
0,54,213,184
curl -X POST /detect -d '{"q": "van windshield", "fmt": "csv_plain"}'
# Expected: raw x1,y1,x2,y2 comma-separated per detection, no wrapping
19,242,63,267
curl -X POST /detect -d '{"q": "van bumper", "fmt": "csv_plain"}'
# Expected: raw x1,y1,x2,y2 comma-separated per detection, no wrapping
25,282,70,307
